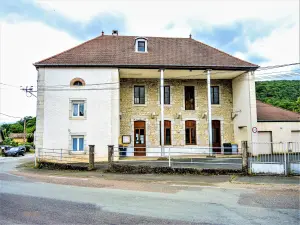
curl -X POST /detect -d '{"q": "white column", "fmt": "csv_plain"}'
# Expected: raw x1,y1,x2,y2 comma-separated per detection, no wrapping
207,69,213,154
160,69,164,156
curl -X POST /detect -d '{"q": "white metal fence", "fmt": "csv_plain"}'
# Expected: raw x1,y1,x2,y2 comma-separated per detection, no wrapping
114,146,243,170
250,142,300,175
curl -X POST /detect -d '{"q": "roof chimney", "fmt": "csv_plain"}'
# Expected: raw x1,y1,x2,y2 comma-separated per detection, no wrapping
189,34,192,39
112,30,118,36
101,31,104,36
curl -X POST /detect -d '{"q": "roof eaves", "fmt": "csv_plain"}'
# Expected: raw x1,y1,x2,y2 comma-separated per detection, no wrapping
34,63,259,71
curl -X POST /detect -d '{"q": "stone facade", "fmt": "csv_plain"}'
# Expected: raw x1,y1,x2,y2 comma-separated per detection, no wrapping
120,78,234,148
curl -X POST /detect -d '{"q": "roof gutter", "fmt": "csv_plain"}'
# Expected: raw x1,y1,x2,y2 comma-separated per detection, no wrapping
34,64,259,71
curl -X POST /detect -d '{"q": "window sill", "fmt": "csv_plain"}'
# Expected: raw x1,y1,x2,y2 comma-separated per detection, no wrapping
69,150,87,155
69,117,86,120
159,104,172,107
133,104,147,107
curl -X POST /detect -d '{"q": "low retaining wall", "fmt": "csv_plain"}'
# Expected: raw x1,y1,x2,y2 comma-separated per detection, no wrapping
290,162,300,175
108,164,242,175
251,163,285,175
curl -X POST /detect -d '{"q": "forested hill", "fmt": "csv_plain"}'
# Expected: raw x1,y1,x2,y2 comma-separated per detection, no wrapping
256,80,300,113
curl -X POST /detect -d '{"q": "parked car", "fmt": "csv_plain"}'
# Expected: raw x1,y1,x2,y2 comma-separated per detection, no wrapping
1,145,12,154
3,146,26,157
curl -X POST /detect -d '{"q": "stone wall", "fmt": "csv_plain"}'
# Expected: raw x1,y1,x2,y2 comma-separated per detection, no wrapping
120,78,234,148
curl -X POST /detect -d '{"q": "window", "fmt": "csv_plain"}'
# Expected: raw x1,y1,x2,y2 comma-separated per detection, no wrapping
72,102,85,117
72,136,84,151
70,78,85,87
160,86,170,104
211,86,219,104
160,120,171,145
73,81,83,86
185,120,196,145
185,86,195,110
138,41,145,52
134,86,145,104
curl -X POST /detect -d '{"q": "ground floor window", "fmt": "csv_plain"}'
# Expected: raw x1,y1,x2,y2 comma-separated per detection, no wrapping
185,120,196,145
72,136,84,151
160,120,171,145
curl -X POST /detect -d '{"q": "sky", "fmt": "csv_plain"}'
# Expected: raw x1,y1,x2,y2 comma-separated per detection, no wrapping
0,0,299,123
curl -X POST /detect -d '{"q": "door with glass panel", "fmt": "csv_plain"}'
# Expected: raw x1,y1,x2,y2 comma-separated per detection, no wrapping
134,121,146,156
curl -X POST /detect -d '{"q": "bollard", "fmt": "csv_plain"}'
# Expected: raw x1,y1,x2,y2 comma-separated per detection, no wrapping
88,145,95,170
242,141,248,174
108,145,114,170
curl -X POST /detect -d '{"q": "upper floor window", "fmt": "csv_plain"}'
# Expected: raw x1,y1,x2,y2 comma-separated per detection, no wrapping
211,86,219,104
72,101,85,117
160,86,170,104
185,86,195,110
135,37,148,52
70,78,85,87
73,81,83,86
138,41,145,52
134,86,145,104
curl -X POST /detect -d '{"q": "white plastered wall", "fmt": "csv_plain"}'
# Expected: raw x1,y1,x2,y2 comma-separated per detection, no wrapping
232,72,258,153
36,67,119,159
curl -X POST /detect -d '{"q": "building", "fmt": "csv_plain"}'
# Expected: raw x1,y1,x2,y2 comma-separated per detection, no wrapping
34,31,259,160
256,100,300,153
9,133,26,144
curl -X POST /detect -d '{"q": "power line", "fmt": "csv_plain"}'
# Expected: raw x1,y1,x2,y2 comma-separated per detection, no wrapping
1,62,299,91
0,113,22,119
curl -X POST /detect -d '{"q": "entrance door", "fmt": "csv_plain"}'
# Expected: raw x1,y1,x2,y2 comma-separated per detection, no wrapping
134,121,146,156
212,120,221,153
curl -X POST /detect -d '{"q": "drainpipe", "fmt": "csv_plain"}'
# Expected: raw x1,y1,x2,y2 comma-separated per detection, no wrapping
207,69,213,155
160,69,164,156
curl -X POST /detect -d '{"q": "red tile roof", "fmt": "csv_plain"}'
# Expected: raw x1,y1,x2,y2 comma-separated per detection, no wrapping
34,35,258,70
256,100,300,122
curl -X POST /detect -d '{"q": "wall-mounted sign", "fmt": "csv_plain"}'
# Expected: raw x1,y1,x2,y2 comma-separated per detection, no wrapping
122,135,131,144
252,127,258,133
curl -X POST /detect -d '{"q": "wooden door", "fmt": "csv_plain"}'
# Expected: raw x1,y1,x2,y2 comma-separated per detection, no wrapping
134,121,146,156
212,120,221,153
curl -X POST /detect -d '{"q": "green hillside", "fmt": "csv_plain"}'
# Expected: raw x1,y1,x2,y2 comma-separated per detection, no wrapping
256,80,300,113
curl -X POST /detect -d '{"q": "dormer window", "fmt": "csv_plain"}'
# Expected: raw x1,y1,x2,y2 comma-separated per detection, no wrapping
135,37,148,53
138,41,145,52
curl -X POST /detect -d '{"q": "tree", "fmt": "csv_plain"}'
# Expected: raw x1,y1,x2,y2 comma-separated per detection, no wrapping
9,123,24,133
256,80,300,113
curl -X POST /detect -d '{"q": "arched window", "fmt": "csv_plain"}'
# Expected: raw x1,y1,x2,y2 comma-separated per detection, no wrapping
70,78,85,87
73,81,83,86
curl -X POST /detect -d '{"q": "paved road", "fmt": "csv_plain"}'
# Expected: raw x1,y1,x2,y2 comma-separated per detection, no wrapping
1,156,299,224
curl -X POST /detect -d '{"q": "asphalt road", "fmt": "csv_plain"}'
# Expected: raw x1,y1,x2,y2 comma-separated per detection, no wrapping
1,156,299,225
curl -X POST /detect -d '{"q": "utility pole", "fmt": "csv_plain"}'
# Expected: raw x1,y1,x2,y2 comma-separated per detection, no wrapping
20,86,37,98
23,118,26,143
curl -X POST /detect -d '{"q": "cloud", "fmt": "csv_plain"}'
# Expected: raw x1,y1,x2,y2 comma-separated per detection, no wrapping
1,0,126,40
0,21,79,123
0,0,299,122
